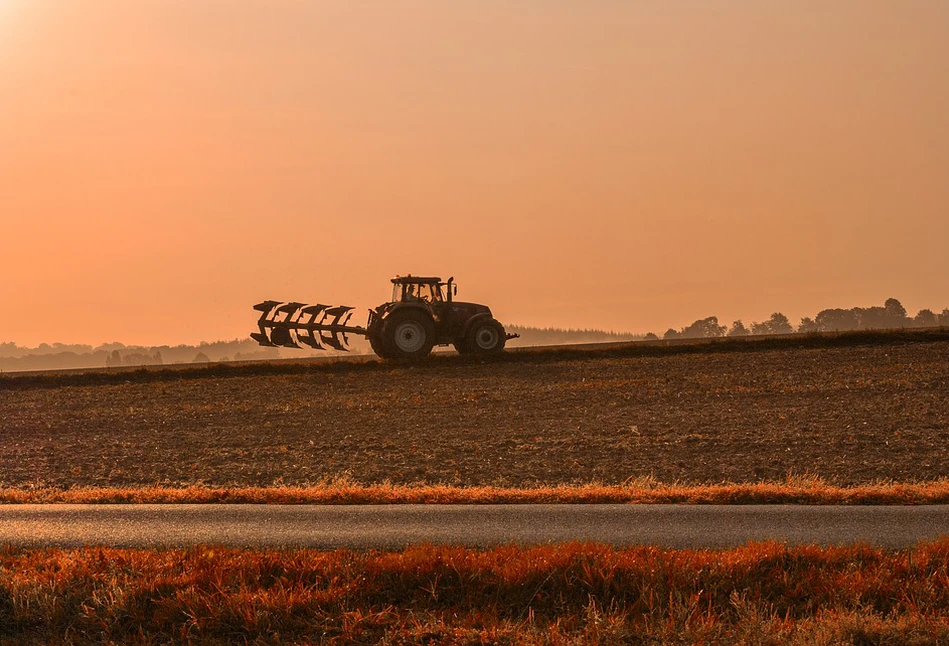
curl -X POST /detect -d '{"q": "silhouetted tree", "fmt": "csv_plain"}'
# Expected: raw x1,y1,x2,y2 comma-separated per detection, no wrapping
106,350,122,368
643,332,659,341
663,328,681,340
680,317,726,339
849,299,909,330
914,309,938,328
815,308,860,332
939,309,949,327
192,352,210,363
854,306,889,330
120,351,162,366
798,317,818,334
884,298,907,320
750,313,794,335
727,320,750,337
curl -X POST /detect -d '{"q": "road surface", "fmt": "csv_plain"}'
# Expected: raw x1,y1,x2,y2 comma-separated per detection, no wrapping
1,504,948,549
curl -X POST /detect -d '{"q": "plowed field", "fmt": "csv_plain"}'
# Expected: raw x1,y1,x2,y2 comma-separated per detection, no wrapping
2,338,948,488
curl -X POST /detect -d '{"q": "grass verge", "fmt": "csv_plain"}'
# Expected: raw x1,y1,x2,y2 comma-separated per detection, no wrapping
1,541,949,644
5,476,949,505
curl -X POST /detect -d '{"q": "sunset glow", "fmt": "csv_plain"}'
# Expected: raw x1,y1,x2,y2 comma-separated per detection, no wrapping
2,1,948,346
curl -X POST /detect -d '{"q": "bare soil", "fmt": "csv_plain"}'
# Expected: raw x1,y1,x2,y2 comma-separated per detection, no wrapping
2,339,948,488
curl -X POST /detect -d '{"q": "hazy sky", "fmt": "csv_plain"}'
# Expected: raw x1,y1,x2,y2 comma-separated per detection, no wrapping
2,1,947,346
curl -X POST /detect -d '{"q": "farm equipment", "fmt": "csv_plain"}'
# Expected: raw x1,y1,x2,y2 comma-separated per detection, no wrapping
251,276,518,359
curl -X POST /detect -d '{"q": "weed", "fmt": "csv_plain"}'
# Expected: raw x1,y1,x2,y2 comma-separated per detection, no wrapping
4,475,949,505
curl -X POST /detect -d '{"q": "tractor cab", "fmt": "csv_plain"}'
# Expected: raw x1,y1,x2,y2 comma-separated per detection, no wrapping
390,276,455,305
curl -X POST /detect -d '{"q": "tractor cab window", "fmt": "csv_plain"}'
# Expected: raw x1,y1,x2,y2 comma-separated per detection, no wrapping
394,283,442,303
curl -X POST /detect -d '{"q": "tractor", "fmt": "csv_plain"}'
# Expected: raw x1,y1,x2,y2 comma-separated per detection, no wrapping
251,275,518,359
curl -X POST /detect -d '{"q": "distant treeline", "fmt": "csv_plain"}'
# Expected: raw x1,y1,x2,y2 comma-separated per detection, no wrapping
0,339,280,373
0,326,637,372
660,298,949,340
507,326,642,346
2,302,945,371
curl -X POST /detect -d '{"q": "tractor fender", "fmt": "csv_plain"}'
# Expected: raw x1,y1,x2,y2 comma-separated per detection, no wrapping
377,302,434,321
461,312,494,339
368,302,432,337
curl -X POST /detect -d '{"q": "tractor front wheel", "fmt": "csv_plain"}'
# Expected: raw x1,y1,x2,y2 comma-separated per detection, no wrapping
466,318,506,354
383,310,436,359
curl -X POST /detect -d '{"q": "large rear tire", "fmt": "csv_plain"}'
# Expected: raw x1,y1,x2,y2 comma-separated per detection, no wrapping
465,318,506,355
382,309,436,359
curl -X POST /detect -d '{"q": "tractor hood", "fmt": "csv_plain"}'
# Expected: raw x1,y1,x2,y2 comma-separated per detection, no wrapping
447,302,491,316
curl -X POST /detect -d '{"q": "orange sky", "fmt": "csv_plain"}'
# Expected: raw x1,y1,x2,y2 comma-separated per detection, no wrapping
2,1,948,346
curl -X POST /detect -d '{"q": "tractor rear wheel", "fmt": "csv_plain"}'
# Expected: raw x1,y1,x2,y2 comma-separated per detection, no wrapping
383,309,436,359
466,318,506,354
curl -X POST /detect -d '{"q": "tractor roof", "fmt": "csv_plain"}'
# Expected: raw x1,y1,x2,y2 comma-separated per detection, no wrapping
391,275,443,285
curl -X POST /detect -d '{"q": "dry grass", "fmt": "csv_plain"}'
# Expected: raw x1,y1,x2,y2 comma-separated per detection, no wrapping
2,540,949,644
5,475,949,505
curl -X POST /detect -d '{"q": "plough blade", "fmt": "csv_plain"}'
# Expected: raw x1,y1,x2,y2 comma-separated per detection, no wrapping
251,300,367,351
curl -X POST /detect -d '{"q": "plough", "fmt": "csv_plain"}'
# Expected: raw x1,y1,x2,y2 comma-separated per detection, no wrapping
250,301,365,352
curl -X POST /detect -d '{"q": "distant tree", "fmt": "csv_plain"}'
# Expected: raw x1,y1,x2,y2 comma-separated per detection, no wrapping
750,313,794,336
815,308,860,332
913,309,938,328
193,352,210,363
106,350,122,368
798,317,818,334
884,298,907,320
643,332,659,341
121,351,161,366
768,312,793,335
939,309,949,327
680,317,726,339
727,320,750,337
847,299,909,330
854,306,887,330
663,328,681,340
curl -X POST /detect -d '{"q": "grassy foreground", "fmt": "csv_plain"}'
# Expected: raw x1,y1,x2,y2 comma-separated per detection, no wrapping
2,541,949,644
5,476,949,505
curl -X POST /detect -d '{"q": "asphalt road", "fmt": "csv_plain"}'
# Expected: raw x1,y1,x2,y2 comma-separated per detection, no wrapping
2,504,948,549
